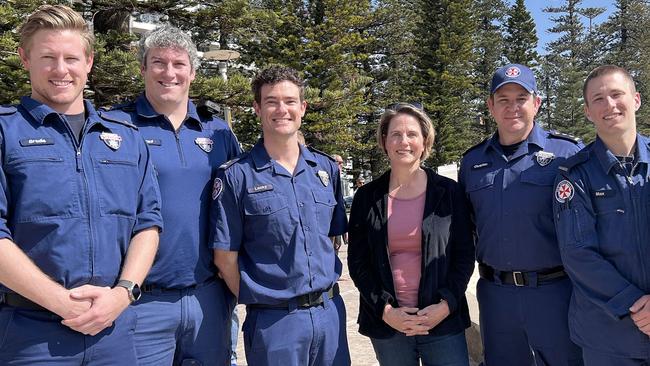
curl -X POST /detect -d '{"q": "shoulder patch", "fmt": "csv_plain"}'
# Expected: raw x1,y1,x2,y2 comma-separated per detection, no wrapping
219,155,244,170
0,105,17,116
462,137,489,156
98,111,138,130
558,150,589,173
549,130,581,144
307,146,336,162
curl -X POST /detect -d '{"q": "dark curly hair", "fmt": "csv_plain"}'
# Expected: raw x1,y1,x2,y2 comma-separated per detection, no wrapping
251,65,305,104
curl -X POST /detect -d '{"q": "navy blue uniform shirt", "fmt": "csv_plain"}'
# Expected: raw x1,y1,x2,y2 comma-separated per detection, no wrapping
211,139,347,305
459,123,582,271
554,135,650,358
0,97,163,290
105,95,241,288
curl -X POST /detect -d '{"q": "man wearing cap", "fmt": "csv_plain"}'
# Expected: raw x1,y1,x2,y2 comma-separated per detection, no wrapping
554,65,650,365
459,64,583,365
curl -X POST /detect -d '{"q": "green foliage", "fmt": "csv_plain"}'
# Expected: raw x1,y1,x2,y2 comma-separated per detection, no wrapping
504,0,539,65
542,0,604,142
414,0,477,167
472,0,508,140
3,0,650,175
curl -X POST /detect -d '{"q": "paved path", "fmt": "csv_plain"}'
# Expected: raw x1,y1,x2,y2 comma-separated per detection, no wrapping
232,244,482,365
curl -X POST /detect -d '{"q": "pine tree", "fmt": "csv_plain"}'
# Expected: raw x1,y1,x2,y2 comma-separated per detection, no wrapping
414,0,477,166
473,0,508,138
504,0,539,65
543,0,604,141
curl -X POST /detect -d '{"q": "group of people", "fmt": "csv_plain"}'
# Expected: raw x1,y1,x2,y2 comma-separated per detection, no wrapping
347,61,650,366
1,4,649,366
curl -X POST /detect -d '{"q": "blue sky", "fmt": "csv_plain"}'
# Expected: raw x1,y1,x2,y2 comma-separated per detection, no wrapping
524,0,614,54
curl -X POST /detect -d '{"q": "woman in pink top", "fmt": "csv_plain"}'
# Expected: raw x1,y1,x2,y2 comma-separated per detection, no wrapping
348,103,475,366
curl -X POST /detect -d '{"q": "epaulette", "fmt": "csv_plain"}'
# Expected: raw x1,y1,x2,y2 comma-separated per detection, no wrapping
462,137,489,156
196,100,222,117
549,130,581,144
97,111,138,130
558,150,589,173
219,155,245,170
0,105,17,116
307,146,336,162
100,101,136,113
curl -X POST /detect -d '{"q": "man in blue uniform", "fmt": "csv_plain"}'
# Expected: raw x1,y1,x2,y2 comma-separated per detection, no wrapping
212,65,351,366
553,65,650,365
0,5,162,365
459,64,583,365
105,26,241,365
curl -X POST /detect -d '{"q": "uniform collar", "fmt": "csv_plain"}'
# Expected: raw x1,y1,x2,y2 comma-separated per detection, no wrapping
135,94,203,131
484,122,545,157
251,138,317,173
20,96,108,130
592,134,650,174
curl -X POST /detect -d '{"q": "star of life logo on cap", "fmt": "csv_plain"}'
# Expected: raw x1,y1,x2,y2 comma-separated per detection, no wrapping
505,66,521,78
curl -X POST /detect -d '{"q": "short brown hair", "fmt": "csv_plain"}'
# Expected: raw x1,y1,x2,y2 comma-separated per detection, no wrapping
377,103,435,161
583,65,636,105
19,4,94,57
251,65,304,104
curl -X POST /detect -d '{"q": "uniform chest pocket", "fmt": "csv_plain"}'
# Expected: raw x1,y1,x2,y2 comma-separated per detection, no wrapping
520,170,555,186
93,155,139,218
243,193,290,242
312,189,336,235
465,172,496,217
465,172,496,192
5,154,80,222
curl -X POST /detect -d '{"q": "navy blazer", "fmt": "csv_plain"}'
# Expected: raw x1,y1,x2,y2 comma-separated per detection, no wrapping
347,167,475,339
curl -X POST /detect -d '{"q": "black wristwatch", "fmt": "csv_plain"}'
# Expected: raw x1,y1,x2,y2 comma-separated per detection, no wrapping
115,280,141,303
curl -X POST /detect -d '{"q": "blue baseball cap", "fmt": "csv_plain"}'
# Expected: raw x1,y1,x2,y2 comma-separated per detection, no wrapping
490,64,537,94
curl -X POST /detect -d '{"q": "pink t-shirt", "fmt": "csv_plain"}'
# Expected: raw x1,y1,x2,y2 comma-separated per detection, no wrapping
387,191,425,308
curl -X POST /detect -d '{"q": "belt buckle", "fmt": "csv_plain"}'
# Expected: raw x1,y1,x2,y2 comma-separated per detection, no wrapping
308,291,322,306
513,271,525,287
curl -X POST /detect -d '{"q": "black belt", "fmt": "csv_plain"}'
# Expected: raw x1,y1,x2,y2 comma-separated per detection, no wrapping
141,278,214,293
479,264,567,287
249,283,340,309
0,293,48,312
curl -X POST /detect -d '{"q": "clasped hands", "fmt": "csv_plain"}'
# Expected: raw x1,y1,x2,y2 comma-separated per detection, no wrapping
54,285,131,336
382,300,450,336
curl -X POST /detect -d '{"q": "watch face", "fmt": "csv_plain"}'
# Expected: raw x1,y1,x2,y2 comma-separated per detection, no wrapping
132,284,141,301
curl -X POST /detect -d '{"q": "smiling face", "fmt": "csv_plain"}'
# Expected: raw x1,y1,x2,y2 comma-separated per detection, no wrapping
384,113,425,168
488,83,541,144
18,29,93,114
254,81,307,141
584,71,640,140
142,47,195,109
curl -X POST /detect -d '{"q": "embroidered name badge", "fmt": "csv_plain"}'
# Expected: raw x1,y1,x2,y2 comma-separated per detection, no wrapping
19,138,54,147
212,178,223,200
100,132,122,150
472,162,491,169
247,184,273,194
317,170,330,187
593,190,615,198
536,151,555,167
145,139,162,146
555,180,575,203
195,137,213,153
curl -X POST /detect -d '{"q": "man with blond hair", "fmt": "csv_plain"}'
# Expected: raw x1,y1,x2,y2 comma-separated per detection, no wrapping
0,5,162,364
